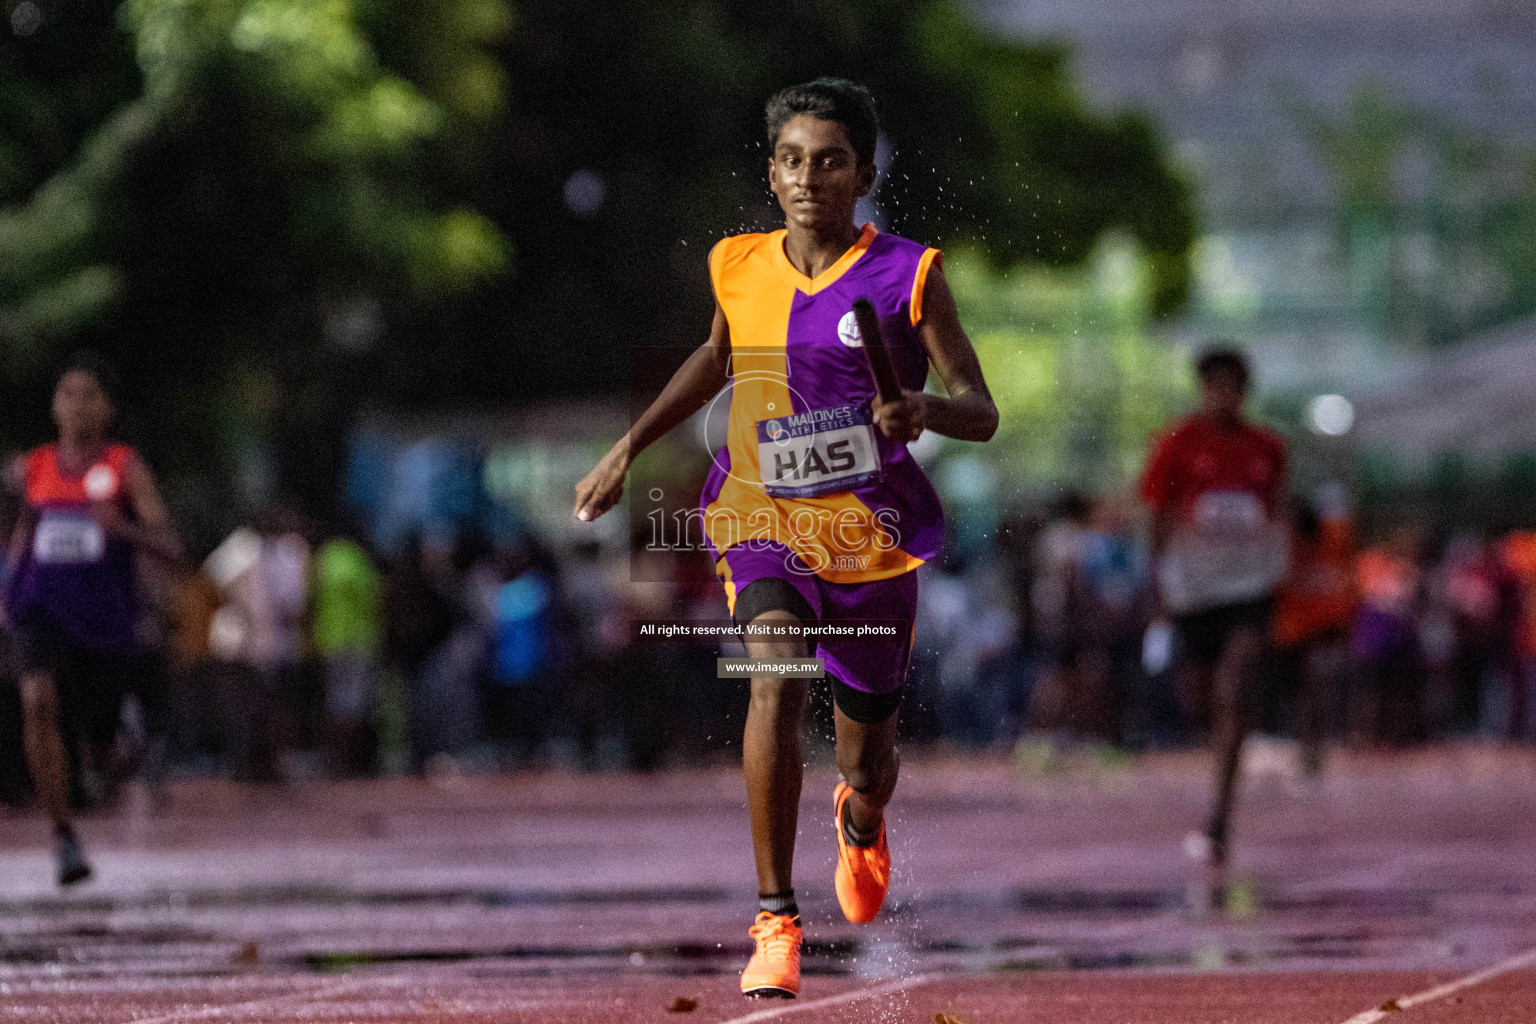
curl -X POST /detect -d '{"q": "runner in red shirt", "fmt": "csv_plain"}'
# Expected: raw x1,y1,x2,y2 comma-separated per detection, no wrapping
1140,347,1287,896
6,353,183,886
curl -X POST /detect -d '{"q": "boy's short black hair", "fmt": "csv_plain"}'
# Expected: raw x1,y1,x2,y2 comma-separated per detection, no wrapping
1195,345,1250,390
765,77,879,166
59,349,121,405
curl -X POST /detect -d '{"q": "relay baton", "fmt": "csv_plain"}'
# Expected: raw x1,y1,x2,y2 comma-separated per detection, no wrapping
851,298,903,405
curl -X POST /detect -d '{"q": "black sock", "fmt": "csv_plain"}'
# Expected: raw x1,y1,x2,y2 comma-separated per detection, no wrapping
841,795,881,848
758,890,798,919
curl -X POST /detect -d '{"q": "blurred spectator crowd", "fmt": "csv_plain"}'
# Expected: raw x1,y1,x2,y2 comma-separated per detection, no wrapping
0,503,737,803
5,486,1536,806
928,488,1536,763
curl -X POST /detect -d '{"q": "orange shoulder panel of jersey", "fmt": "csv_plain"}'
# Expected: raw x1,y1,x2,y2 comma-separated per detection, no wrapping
710,233,795,350
22,445,54,497
24,444,68,504
708,232,794,458
706,233,794,569
909,248,942,326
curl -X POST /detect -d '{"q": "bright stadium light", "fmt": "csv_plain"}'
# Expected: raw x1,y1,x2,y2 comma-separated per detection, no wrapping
1308,393,1354,436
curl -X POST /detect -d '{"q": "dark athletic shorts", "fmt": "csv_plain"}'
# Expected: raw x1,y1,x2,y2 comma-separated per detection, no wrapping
722,541,914,724
1174,596,1274,665
12,614,145,747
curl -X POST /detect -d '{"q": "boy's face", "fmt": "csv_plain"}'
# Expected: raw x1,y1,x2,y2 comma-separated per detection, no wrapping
52,369,114,440
1198,367,1246,423
768,114,875,234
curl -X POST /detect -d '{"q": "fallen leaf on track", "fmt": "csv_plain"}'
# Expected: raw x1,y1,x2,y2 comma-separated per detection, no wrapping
667,996,698,1012
1378,999,1402,1012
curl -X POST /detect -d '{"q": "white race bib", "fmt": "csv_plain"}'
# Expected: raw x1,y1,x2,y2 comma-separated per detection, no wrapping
757,404,881,498
33,514,106,565
1158,489,1286,613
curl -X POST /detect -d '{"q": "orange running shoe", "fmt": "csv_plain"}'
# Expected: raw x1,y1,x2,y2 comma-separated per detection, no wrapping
833,780,890,924
740,911,802,998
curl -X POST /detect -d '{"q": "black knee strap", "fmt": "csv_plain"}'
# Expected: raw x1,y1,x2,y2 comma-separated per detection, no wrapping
733,578,816,630
832,679,903,724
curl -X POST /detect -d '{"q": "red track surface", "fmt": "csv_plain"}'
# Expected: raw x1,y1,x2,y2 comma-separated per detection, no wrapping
2,744,1535,1022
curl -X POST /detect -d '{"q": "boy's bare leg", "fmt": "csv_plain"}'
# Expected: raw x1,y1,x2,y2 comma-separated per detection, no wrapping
19,671,71,831
833,703,899,836
742,611,809,895
1209,625,1264,866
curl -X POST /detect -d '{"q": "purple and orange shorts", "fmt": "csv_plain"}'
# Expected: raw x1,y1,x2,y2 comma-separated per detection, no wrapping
717,540,917,721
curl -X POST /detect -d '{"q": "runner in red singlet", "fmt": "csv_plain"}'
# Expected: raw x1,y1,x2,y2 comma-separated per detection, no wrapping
1140,347,1287,894
5,353,182,885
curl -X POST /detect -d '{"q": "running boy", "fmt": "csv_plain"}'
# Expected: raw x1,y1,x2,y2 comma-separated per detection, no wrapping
1140,347,1287,890
6,353,182,885
574,79,996,998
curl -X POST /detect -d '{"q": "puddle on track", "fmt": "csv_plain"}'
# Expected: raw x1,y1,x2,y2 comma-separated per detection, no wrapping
0,879,1452,984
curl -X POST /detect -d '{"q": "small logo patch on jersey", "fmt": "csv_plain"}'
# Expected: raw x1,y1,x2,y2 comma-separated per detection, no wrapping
83,463,119,501
837,310,863,347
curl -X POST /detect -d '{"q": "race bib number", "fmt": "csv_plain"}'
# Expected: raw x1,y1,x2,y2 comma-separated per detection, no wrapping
1192,490,1265,535
33,514,106,565
757,404,881,498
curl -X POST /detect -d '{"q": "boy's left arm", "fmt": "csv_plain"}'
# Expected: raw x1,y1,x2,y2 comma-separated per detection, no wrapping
96,456,186,569
873,266,998,443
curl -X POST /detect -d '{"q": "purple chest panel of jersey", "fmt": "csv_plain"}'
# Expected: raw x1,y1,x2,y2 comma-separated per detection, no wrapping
780,232,944,563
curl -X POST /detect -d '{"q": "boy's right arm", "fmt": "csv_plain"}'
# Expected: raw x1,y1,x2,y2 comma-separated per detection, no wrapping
2,456,29,614
4,455,28,565
573,302,730,522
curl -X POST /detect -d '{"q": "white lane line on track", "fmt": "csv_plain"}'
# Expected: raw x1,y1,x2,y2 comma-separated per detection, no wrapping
119,978,371,1024
115,966,471,1024
1339,944,1536,1024
717,972,945,1024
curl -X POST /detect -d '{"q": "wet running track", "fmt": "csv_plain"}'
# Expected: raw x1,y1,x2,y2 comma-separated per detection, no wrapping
2,745,1534,1022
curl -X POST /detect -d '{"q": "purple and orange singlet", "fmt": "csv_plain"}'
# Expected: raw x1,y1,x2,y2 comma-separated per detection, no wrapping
699,224,945,591
7,443,141,654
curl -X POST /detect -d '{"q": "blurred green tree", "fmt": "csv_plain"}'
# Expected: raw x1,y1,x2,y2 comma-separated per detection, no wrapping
0,0,1193,523
417,0,1195,411
943,236,1193,496
0,0,508,353
0,0,508,524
